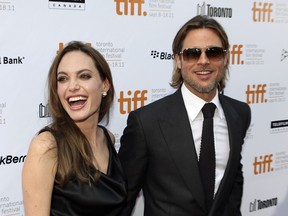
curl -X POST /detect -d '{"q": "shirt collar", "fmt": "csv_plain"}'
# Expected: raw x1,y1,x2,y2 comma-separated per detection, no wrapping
181,84,225,121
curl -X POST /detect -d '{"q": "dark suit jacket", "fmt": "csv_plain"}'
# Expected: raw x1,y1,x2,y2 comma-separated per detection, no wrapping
118,88,251,216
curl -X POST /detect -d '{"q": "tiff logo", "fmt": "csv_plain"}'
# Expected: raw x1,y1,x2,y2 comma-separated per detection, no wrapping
57,42,91,54
253,154,273,175
246,84,267,104
252,2,273,22
115,0,147,16
118,90,148,114
230,44,244,65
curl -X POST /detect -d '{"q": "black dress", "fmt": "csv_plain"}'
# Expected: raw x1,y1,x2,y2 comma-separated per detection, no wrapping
42,126,127,216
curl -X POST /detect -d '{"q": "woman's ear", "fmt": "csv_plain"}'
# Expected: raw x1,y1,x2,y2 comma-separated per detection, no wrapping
103,79,110,91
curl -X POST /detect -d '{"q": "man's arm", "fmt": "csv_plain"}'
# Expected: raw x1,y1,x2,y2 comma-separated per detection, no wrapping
118,111,148,215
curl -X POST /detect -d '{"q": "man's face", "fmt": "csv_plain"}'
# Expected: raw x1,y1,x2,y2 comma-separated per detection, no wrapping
175,28,228,101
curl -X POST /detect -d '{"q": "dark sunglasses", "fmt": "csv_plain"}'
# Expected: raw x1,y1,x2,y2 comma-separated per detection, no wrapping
179,47,227,62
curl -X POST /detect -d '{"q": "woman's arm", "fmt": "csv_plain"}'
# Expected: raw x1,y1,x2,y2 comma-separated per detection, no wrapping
22,131,57,216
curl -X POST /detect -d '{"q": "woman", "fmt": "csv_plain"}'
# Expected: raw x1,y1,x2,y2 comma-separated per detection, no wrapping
22,41,126,216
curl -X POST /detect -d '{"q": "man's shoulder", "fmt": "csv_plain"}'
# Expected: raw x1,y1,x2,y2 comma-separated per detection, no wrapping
220,94,249,107
136,90,179,112
220,94,251,116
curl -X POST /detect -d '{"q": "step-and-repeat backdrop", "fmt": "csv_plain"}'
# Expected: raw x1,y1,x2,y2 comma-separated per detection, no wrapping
1,1,288,215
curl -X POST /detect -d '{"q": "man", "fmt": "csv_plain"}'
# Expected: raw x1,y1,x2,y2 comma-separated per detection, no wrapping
119,15,251,216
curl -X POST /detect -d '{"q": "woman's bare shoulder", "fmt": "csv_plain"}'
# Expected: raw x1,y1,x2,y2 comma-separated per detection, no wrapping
28,131,57,157
100,127,115,145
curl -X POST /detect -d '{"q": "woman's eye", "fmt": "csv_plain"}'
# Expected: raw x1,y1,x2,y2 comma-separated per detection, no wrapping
57,76,67,82
80,74,91,79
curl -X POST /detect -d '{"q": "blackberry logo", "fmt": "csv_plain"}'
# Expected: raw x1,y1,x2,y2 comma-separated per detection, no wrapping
151,50,160,58
281,49,288,61
150,50,174,60
0,155,26,165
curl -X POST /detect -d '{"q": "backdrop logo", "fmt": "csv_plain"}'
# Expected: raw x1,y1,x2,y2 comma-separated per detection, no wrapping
245,44,265,65
39,103,51,118
274,151,288,171
253,152,288,175
57,42,125,68
114,0,175,18
246,84,268,104
0,102,6,125
0,155,26,165
230,44,244,65
245,123,254,140
95,42,126,68
151,50,174,60
270,119,288,134
197,2,232,18
271,120,288,129
151,88,168,102
229,44,266,65
49,0,85,10
249,197,278,212
252,2,288,23
252,2,274,22
253,154,273,175
0,196,23,215
118,90,148,114
0,0,15,11
0,56,25,65
268,83,287,103
245,83,287,104
57,42,90,54
115,0,147,16
281,49,288,61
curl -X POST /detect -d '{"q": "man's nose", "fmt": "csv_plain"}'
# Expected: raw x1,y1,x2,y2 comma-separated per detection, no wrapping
197,51,210,64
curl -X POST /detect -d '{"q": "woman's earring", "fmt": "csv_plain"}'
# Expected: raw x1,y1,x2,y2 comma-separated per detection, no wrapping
102,91,107,97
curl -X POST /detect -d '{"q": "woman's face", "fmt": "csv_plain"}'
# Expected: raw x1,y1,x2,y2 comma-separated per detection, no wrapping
56,51,109,123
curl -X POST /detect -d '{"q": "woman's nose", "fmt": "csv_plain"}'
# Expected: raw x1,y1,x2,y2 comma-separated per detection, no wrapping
68,79,80,91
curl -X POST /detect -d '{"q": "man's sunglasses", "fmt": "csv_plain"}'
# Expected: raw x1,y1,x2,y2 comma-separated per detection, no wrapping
178,47,227,62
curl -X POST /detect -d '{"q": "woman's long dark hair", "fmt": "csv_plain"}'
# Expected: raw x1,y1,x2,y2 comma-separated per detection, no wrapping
47,41,114,186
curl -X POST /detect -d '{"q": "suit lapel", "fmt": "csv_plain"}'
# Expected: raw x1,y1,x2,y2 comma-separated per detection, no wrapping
158,89,206,210
210,95,243,214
